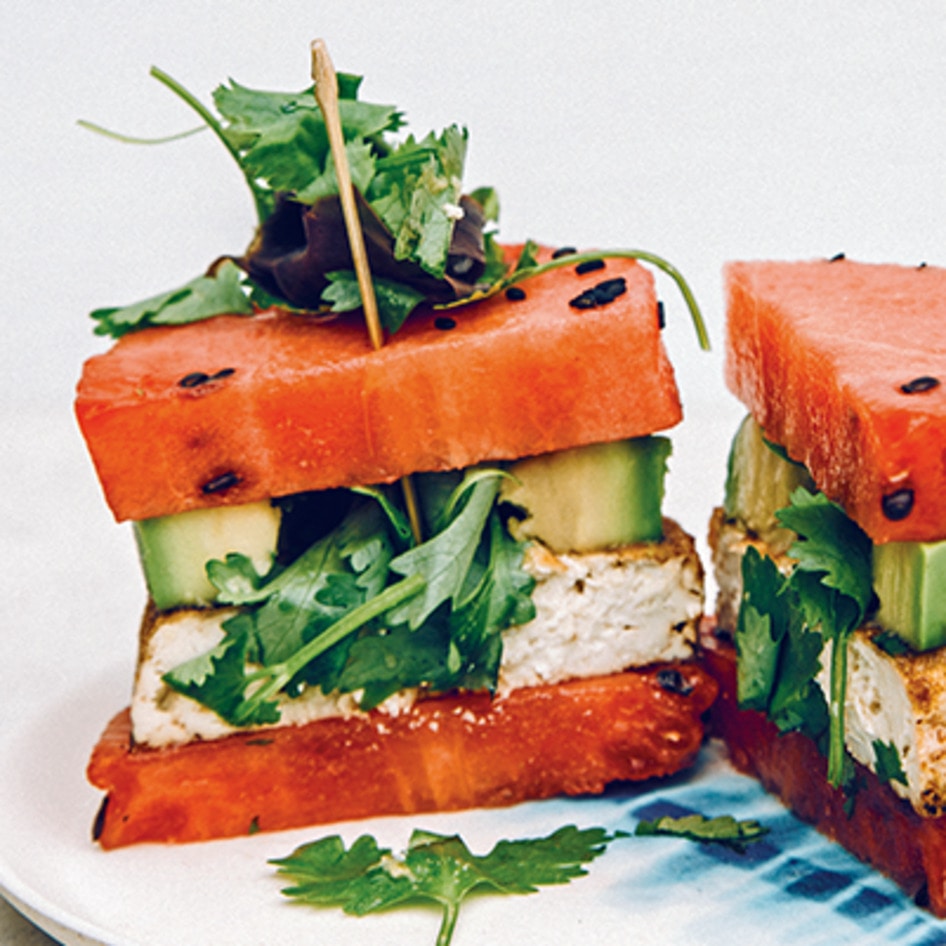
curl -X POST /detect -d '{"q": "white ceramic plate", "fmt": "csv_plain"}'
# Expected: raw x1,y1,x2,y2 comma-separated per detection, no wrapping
1,659,944,946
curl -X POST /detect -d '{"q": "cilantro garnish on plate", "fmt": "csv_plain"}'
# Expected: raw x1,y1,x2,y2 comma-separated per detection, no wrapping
271,825,618,946
634,813,769,854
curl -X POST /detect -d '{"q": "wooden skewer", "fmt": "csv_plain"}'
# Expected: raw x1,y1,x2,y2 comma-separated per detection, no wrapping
311,40,424,545
311,40,384,352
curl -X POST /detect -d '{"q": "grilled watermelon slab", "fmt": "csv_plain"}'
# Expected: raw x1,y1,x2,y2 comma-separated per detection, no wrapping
76,252,680,522
88,665,717,847
725,258,946,543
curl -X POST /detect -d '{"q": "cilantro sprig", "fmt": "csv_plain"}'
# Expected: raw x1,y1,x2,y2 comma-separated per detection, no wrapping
163,469,534,722
166,572,425,726
89,260,252,338
82,66,708,348
271,826,617,946
736,486,873,787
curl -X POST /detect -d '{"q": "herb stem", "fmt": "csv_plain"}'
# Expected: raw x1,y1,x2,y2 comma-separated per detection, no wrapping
827,632,849,787
507,249,710,351
235,573,426,724
286,573,425,678
149,65,270,224
436,901,460,946
75,119,205,146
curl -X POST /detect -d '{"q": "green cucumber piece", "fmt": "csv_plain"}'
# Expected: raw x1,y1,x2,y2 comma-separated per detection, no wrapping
724,414,814,537
134,501,281,610
500,437,670,552
873,540,946,652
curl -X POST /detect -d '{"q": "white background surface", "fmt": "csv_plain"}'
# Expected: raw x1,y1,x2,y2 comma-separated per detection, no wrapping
2,1,946,942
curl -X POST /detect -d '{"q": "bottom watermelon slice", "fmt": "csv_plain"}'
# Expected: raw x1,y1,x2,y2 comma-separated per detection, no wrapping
88,664,717,848
701,623,946,916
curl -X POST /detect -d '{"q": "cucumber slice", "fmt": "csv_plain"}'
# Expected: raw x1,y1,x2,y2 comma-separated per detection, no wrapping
874,540,946,652
134,501,281,610
724,414,813,538
500,437,670,552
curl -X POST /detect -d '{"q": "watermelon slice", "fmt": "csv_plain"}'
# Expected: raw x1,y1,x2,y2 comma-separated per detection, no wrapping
88,665,718,847
725,258,946,543
76,249,680,523
701,624,946,916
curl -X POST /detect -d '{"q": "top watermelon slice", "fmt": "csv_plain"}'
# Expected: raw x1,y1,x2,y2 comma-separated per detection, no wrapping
725,258,946,544
76,248,681,522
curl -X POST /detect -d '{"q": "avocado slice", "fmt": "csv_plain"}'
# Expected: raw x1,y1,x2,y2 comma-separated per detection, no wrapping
134,501,281,610
724,414,814,540
500,437,670,552
873,540,946,652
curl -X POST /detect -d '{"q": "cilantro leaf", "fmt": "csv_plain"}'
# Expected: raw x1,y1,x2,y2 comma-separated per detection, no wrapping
736,546,786,711
387,472,504,630
213,78,401,215
206,501,394,670
271,826,616,946
323,509,531,709
778,488,872,786
872,739,908,787
90,260,252,338
766,613,828,737
331,620,458,709
164,572,425,726
737,487,874,788
162,624,281,727
735,544,827,737
321,269,426,333
371,126,468,278
777,487,873,626
634,813,769,853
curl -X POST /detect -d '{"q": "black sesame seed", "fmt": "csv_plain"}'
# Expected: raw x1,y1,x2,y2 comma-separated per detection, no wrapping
568,276,628,311
575,258,606,275
900,376,940,394
918,262,928,269
593,277,627,304
179,368,235,389
434,316,457,331
179,371,211,388
829,252,846,262
505,286,527,301
201,471,241,495
656,667,695,696
657,300,666,329
882,488,915,521
552,246,577,259
569,291,598,310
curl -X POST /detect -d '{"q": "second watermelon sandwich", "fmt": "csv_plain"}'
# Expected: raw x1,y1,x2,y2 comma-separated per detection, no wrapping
705,257,946,914
75,55,714,847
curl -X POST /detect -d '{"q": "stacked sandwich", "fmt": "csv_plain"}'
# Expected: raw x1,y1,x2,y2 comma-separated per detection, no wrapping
706,257,946,914
75,63,713,847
